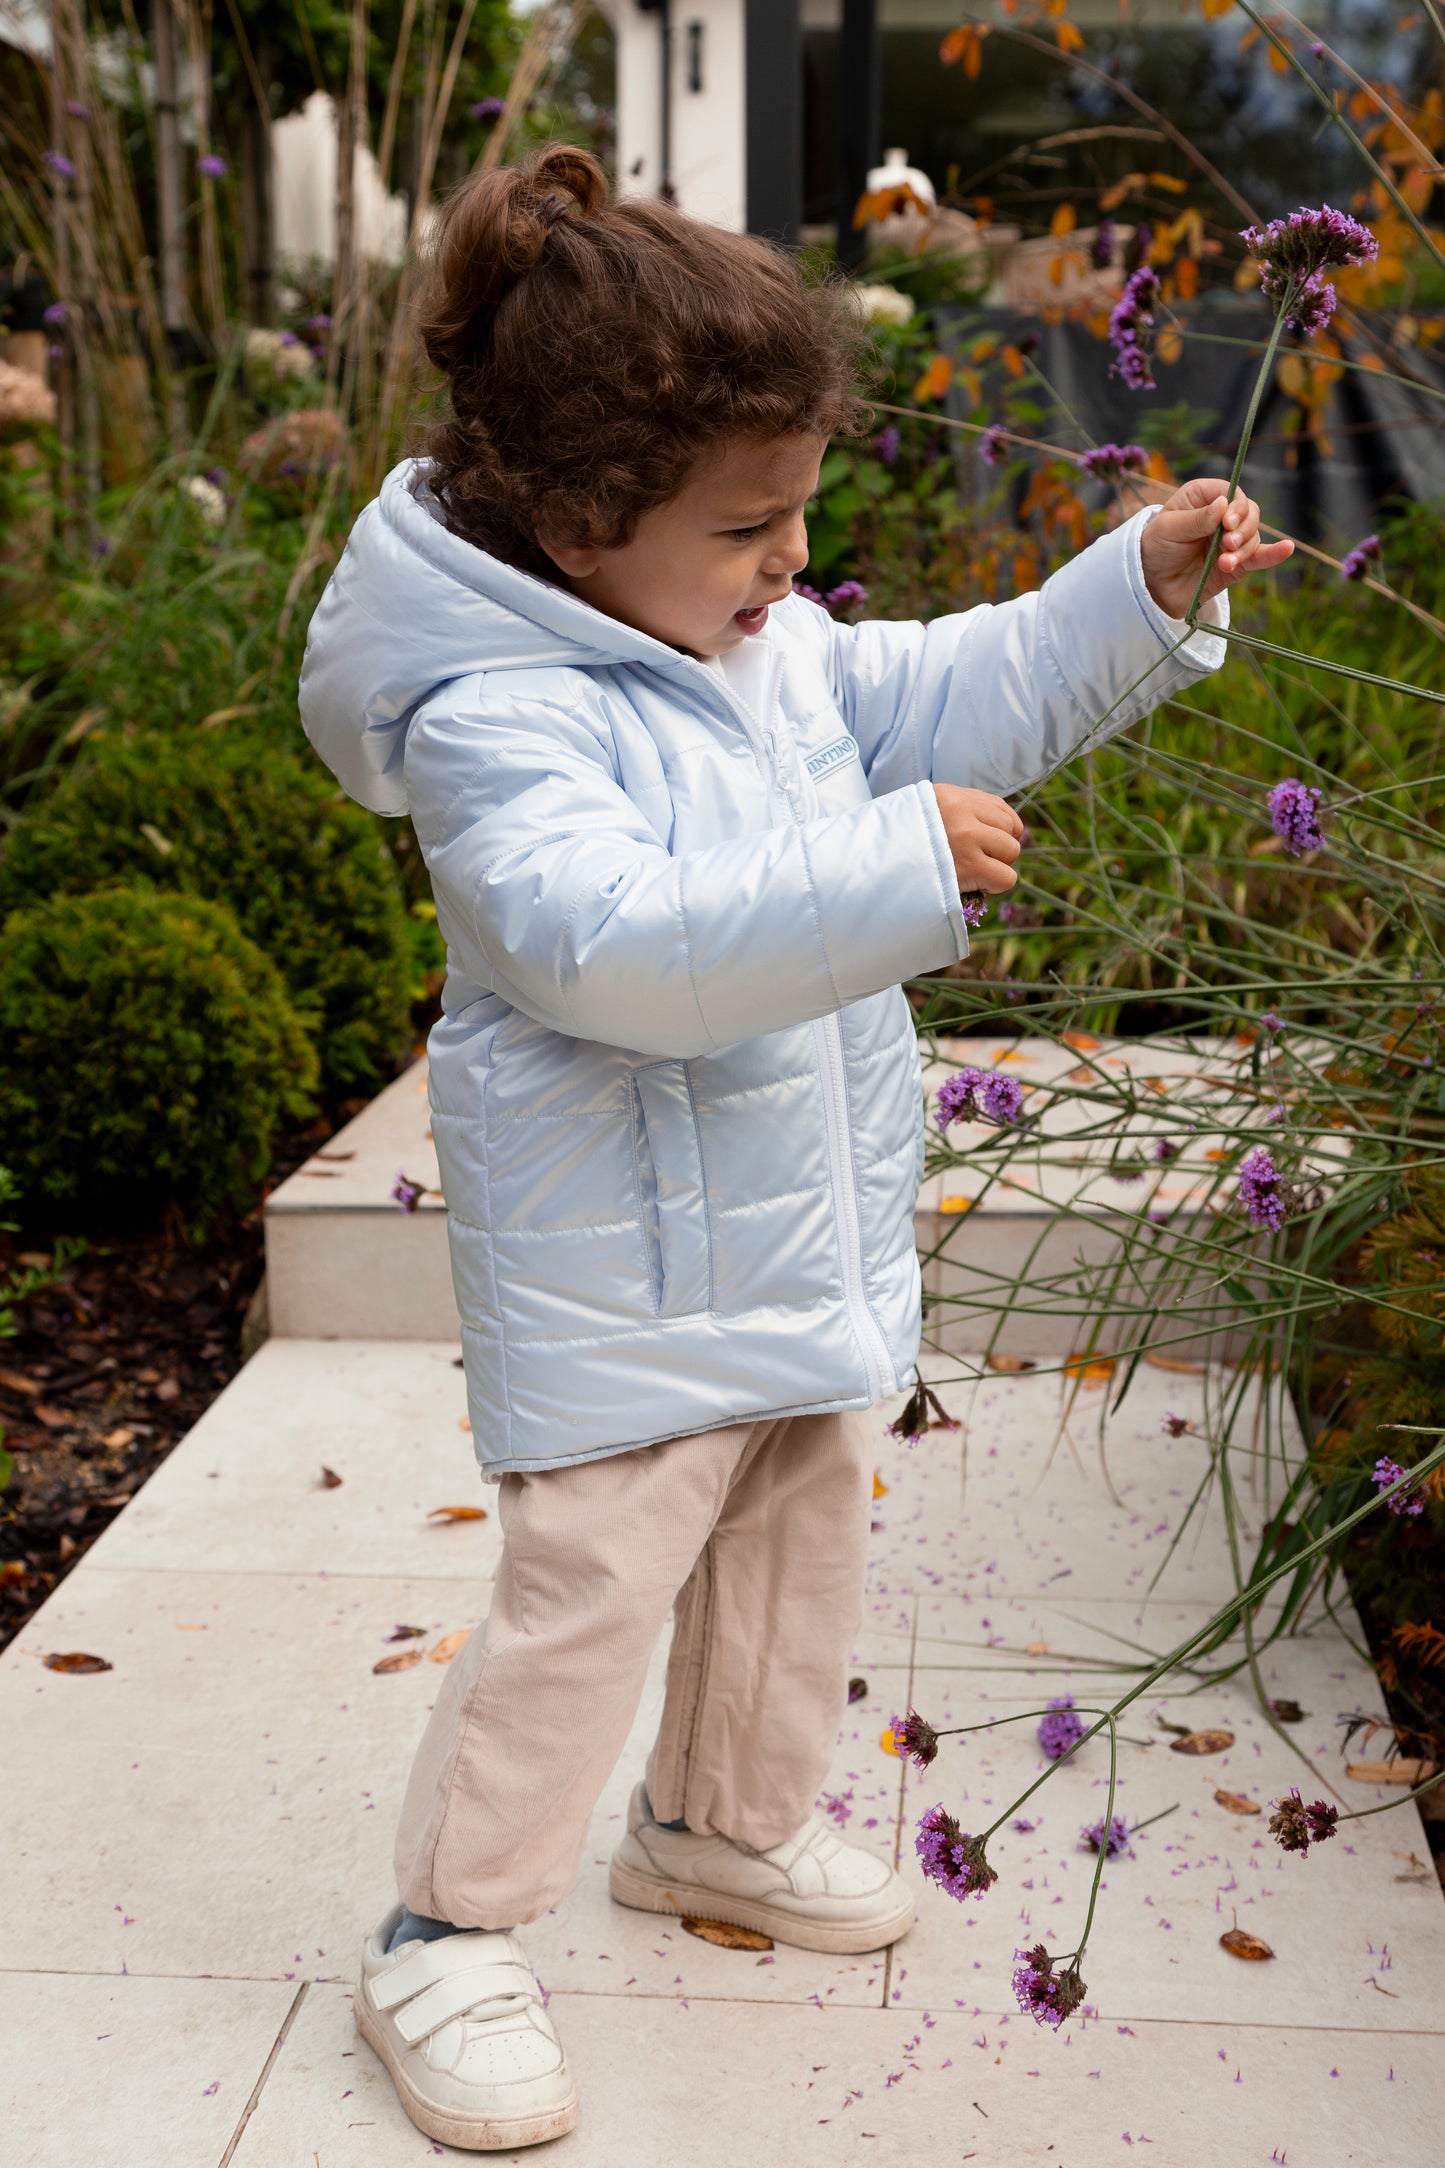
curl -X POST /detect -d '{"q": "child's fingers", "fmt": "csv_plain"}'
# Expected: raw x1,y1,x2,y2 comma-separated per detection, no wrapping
1221,536,1294,578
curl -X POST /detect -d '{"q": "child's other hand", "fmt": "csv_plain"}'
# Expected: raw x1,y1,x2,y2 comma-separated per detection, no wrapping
933,785,1024,898
1139,477,1293,620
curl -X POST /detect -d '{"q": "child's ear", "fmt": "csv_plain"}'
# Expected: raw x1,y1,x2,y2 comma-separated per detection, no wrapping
536,527,603,579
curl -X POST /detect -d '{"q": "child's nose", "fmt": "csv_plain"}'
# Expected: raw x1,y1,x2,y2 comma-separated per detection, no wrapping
766,512,810,578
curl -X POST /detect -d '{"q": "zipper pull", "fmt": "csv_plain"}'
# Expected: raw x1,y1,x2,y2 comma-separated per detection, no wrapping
763,728,798,799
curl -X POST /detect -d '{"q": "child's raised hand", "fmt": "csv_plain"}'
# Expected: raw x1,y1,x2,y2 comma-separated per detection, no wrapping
1139,477,1293,620
933,785,1024,897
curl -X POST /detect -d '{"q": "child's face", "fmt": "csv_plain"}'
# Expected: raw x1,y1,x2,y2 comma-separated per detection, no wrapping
538,433,825,659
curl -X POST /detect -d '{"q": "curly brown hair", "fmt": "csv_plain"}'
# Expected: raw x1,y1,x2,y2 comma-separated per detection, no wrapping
417,144,870,579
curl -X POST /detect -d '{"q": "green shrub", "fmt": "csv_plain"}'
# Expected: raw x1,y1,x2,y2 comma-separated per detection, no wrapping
0,888,316,1231
0,730,412,1091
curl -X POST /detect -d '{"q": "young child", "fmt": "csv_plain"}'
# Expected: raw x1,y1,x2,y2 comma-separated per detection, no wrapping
300,144,1288,2151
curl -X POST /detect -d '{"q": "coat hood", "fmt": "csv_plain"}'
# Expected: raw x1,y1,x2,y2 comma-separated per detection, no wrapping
298,458,694,817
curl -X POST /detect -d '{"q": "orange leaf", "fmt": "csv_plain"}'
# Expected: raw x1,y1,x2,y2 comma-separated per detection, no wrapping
1149,170,1188,193
1055,18,1086,51
1100,172,1144,211
940,26,970,62
44,1651,113,1674
880,1724,901,1756
986,1353,1037,1373
1001,342,1027,378
1170,1728,1236,1755
373,1649,423,1674
683,1917,774,1951
1221,1928,1274,1960
1214,1789,1261,1815
965,34,984,77
427,1504,489,1522
1201,0,1234,14
913,353,955,402
1267,38,1291,71
1157,327,1184,365
872,1472,890,1499
1175,255,1200,298
1063,1030,1101,1051
1050,201,1078,238
428,1629,472,1664
939,1195,972,1214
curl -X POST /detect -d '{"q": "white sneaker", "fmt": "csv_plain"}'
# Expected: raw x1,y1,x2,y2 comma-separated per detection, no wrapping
609,1782,915,1954
355,1908,578,2151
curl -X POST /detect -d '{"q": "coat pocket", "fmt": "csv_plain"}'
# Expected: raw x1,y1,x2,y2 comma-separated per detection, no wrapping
630,1061,713,1317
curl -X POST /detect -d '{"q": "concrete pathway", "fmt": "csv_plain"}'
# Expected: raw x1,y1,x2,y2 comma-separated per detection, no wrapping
5,1328,1443,2165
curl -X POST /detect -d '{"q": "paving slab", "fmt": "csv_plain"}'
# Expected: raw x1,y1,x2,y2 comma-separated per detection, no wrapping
230,1983,1442,2168
0,1972,298,2168
5,1326,1440,2165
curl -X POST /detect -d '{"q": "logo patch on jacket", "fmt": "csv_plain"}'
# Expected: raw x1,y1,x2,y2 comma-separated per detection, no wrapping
806,735,860,780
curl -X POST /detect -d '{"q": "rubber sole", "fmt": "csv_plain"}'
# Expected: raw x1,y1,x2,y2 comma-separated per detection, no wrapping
354,1991,579,2152
608,1854,916,1955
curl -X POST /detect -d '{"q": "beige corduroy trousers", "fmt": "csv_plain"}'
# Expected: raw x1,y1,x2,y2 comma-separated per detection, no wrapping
393,1407,874,1928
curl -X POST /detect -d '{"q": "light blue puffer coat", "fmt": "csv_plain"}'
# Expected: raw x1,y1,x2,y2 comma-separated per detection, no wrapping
300,461,1226,1475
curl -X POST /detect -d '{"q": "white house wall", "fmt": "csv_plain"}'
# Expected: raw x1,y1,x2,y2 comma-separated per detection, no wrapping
600,0,746,231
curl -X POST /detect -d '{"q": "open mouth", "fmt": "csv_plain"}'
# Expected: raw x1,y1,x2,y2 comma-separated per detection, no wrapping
733,604,771,633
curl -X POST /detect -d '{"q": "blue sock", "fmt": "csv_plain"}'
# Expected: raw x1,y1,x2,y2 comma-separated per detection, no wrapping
387,1906,463,1953
644,1785,689,1833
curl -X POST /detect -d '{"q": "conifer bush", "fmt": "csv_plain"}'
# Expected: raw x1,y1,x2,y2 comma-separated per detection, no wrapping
0,731,412,1092
0,888,316,1230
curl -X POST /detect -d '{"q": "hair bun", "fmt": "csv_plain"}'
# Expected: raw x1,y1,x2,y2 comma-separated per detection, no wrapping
419,145,609,375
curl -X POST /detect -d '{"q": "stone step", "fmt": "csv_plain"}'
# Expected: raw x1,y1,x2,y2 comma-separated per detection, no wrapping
266,1036,1321,1352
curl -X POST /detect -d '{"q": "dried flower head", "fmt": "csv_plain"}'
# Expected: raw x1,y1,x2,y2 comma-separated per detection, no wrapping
1161,1412,1189,1437
891,1708,941,1769
915,1805,998,1900
1012,1944,1088,2028
1239,205,1378,337
1080,442,1149,484
1341,534,1382,583
0,360,58,436
1108,267,1160,391
1038,1695,1085,1761
1371,1455,1426,1517
1080,1813,1132,1857
1151,1137,1178,1163
1268,1787,1339,1855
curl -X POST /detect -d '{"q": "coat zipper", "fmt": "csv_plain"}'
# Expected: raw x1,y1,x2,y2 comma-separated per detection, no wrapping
696,655,896,1403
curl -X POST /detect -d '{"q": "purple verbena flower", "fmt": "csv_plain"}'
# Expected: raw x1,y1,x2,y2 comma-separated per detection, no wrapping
42,301,68,327
1081,1814,1132,1857
197,152,228,179
1151,1137,1177,1162
1108,266,1159,391
1237,1144,1298,1233
1341,534,1382,582
1261,1009,1284,1033
792,581,824,605
1090,217,1116,270
891,1708,941,1770
1012,1944,1087,2028
1372,1455,1426,1517
1038,1695,1085,1761
1267,776,1326,856
1268,1788,1339,1854
1162,1412,1190,1437
936,1066,1024,1127
979,424,1010,467
471,95,507,123
1080,442,1149,485
915,1805,997,1900
826,580,868,618
66,101,91,121
874,423,902,467
391,1171,425,1215
43,150,76,180
306,312,333,335
1239,205,1378,337
960,892,989,929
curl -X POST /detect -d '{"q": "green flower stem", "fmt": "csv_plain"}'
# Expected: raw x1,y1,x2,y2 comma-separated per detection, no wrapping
1127,1803,1181,1835
1183,293,1295,629
1204,623,1445,704
1072,1714,1120,1965
1164,321,1445,411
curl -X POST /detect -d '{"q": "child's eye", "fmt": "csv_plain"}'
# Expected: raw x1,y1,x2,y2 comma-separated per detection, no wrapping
729,524,766,542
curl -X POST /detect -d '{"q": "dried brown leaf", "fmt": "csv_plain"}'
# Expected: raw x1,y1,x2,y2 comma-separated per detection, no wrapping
1214,1789,1261,1815
1220,1927,1274,1960
985,1353,1037,1373
426,1505,488,1522
386,1624,428,1642
44,1651,112,1674
428,1630,472,1664
1145,1352,1207,1374
1025,1639,1050,1656
373,1649,423,1674
1270,1699,1306,1724
0,1367,40,1396
1347,1757,1439,1785
682,1917,774,1951
318,1465,343,1489
1171,1729,1235,1756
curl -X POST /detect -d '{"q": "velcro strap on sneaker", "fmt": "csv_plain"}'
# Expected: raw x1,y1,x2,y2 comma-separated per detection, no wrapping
391,1970,537,2045
372,1942,540,2038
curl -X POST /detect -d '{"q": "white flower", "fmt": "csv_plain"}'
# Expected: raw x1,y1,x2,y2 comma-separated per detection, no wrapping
183,474,227,526
853,283,915,329
242,326,315,382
